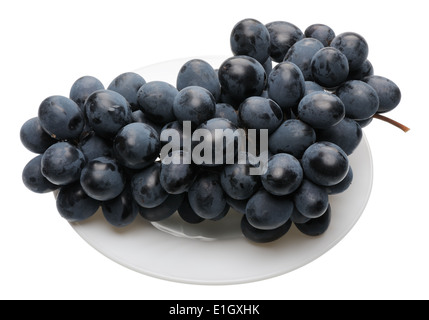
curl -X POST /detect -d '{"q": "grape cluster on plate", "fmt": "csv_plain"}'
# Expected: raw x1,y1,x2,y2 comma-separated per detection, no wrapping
21,18,404,243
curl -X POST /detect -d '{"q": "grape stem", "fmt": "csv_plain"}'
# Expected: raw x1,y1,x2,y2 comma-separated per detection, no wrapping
372,114,410,132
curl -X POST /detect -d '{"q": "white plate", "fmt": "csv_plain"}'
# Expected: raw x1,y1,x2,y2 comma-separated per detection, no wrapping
71,56,373,285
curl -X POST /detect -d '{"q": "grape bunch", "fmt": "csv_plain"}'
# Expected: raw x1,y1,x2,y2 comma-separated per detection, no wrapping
20,18,406,244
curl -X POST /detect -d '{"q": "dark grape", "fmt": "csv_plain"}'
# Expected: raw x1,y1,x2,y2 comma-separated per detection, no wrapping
214,103,239,126
84,89,132,139
20,117,56,154
78,131,113,162
297,91,345,129
330,32,369,71
265,21,303,62
22,155,58,193
295,204,331,236
139,193,185,222
304,23,335,47
220,161,261,200
293,179,329,219
316,117,362,155
267,61,305,112
268,119,316,158
69,75,105,110
176,59,221,100
310,47,349,88
80,156,125,201
137,81,178,125
238,96,283,134
56,181,100,222
41,142,86,186
363,75,401,113
218,55,266,104
241,215,292,243
131,162,168,208
178,195,205,224
107,72,146,111
173,86,216,126
38,95,84,140
230,18,271,64
160,150,196,194
101,184,139,227
325,166,353,195
261,153,303,196
113,122,160,170
284,38,324,81
301,142,349,186
187,172,226,219
336,80,379,120
245,188,293,230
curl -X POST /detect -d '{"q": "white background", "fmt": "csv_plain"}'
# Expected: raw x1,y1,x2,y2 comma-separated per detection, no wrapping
1,0,427,300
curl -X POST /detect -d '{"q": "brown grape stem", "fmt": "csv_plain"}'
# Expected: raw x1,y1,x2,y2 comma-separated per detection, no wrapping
372,114,410,132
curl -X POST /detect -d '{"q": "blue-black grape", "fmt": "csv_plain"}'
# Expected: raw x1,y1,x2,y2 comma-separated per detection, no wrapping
294,204,331,236
304,81,325,96
137,81,178,125
178,194,205,224
220,160,261,200
173,86,216,126
80,156,125,201
160,150,196,194
139,193,185,222
301,142,349,186
316,117,362,155
347,59,374,81
113,122,160,170
193,118,239,166
176,59,221,101
325,166,353,195
101,184,139,227
284,38,324,81
336,80,379,120
310,47,349,88
131,110,163,134
85,89,132,139
297,91,345,129
225,195,248,215
245,188,293,230
238,96,283,134
304,23,335,47
78,131,113,162
41,142,86,186
230,18,271,64
159,120,192,153
56,181,100,222
69,75,105,110
20,117,56,154
261,153,303,196
363,75,401,113
293,179,329,219
241,214,292,243
265,21,303,62
218,55,266,104
22,154,59,193
38,95,85,140
131,162,168,208
268,119,316,158
267,61,305,112
214,103,238,126
290,205,311,224
187,172,226,219
330,32,369,71
107,72,146,111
